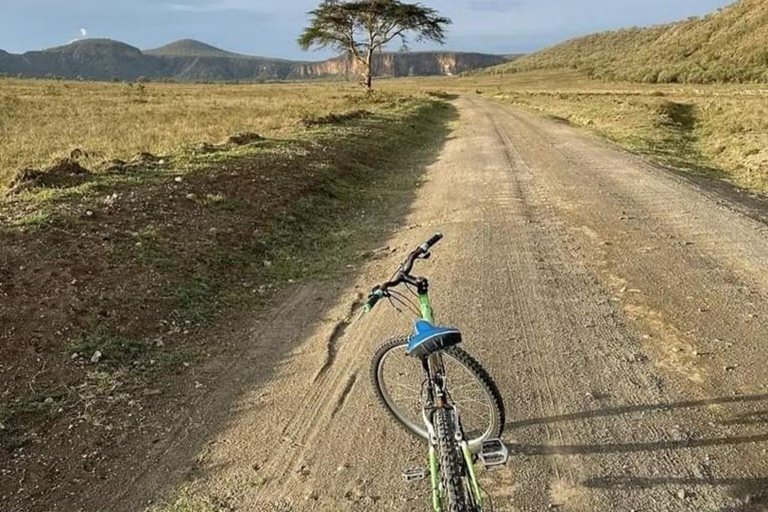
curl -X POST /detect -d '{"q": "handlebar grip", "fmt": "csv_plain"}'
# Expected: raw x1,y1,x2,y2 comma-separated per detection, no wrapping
423,232,444,250
364,287,385,312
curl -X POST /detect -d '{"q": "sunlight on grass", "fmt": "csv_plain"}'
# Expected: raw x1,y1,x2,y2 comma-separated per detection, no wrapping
0,78,367,186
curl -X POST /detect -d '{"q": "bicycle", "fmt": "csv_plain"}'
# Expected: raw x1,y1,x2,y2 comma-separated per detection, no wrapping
363,233,508,512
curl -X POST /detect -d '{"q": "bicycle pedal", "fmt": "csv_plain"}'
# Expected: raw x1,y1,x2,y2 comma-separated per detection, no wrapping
402,468,428,482
479,438,509,468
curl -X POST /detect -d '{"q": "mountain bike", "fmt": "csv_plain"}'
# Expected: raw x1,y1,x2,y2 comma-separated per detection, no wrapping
363,233,508,512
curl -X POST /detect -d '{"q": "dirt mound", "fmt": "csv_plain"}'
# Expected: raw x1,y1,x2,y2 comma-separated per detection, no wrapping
104,159,128,172
426,91,459,100
104,152,168,173
130,152,163,165
227,132,263,146
189,134,263,155
191,142,223,155
7,158,91,195
302,109,372,127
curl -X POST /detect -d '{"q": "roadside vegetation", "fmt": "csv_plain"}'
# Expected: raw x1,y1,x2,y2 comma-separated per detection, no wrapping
485,0,768,84
489,72,768,193
0,77,456,508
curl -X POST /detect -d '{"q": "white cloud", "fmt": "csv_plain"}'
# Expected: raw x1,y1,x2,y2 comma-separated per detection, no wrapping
80,28,88,37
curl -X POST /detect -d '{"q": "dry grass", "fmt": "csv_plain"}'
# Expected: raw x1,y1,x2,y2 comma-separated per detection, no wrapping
384,71,768,194
491,76,768,193
2,71,766,207
0,78,372,186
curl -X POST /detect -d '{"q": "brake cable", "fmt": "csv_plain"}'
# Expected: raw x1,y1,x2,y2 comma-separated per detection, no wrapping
387,289,421,317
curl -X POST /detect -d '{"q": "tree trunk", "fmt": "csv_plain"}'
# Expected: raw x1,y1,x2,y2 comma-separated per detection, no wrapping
365,48,374,90
365,69,373,90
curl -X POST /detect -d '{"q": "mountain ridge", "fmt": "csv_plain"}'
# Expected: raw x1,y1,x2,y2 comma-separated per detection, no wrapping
0,38,508,81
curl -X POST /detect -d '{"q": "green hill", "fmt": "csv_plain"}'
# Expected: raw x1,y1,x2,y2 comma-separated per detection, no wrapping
145,39,251,59
486,0,768,83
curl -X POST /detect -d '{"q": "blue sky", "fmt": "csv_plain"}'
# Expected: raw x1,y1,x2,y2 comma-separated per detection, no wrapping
1,0,733,59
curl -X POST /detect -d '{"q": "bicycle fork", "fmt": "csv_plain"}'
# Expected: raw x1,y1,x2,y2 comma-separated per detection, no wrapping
461,441,483,509
429,444,442,512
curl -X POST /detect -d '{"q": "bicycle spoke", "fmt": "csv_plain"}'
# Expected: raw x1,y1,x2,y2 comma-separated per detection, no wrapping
447,381,483,394
452,395,490,408
385,381,422,395
456,402,490,419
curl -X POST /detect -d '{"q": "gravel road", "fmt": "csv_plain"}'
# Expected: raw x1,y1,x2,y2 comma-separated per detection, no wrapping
107,97,768,512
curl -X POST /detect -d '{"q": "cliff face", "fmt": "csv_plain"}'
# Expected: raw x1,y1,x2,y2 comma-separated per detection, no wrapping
289,52,507,79
0,39,507,81
373,52,507,76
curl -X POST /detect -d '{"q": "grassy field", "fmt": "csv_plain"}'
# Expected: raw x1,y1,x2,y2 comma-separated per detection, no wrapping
5,73,767,195
384,71,768,194
0,78,372,186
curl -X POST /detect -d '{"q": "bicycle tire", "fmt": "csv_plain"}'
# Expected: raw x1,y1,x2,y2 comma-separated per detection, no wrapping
370,335,505,451
435,408,474,512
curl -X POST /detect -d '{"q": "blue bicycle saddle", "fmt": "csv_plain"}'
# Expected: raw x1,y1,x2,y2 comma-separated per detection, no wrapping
407,320,462,359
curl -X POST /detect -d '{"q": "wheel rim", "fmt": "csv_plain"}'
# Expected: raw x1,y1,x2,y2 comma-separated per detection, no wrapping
376,343,497,449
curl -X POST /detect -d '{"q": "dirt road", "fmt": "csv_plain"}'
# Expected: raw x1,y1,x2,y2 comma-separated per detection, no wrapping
107,97,768,512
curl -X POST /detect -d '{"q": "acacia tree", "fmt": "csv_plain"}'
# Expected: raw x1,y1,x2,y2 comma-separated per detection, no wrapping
298,0,451,89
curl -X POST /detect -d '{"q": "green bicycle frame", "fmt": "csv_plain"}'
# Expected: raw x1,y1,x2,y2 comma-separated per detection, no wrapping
418,292,435,323
419,290,483,511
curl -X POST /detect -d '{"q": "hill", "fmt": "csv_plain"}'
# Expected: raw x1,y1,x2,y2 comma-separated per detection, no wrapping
0,38,506,81
144,39,249,58
485,0,768,83
22,39,152,80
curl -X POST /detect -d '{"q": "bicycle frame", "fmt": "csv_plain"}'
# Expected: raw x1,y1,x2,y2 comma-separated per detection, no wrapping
418,286,484,511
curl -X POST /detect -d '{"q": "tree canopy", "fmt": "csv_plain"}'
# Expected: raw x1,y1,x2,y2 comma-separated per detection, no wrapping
299,0,451,88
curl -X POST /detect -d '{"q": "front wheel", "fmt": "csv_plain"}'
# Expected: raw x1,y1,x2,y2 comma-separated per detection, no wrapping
370,336,505,451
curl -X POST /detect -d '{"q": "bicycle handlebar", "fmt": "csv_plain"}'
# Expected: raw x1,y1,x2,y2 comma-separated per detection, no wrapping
364,233,443,312
422,233,444,252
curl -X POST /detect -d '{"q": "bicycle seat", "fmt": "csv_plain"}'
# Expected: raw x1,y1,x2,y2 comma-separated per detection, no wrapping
407,320,462,359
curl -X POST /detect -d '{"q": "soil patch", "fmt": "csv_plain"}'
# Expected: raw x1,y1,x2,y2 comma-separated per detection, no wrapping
6,158,90,195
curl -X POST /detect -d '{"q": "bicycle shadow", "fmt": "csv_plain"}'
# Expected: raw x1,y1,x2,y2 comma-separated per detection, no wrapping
506,393,768,430
507,431,768,456
502,393,768,510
